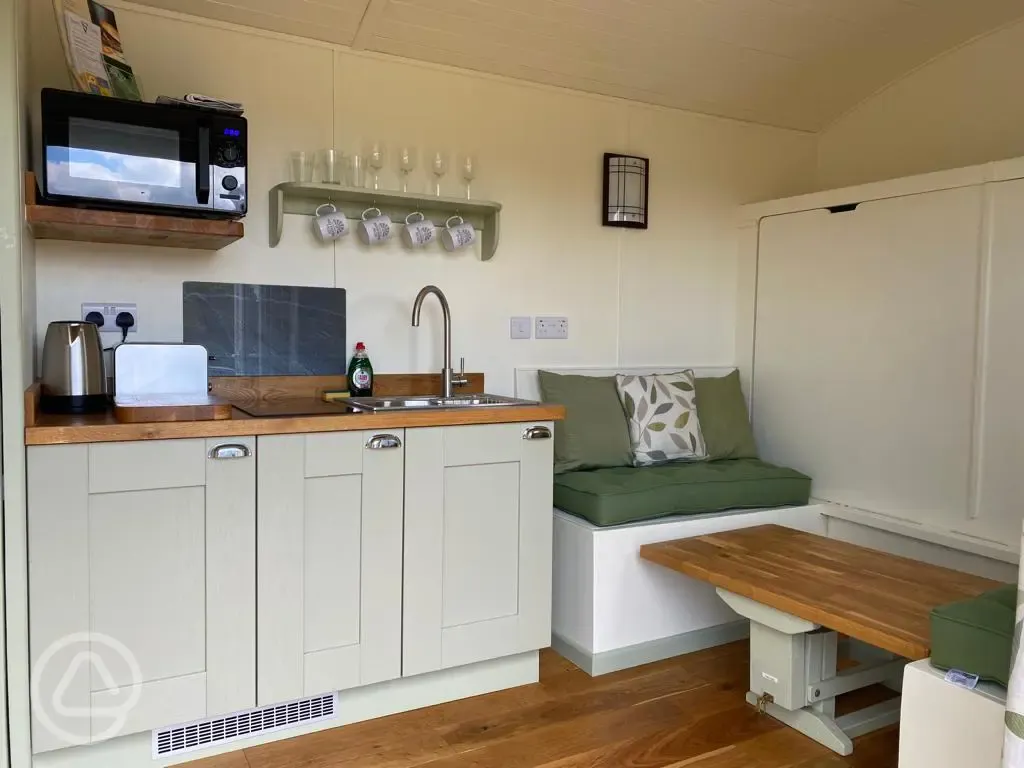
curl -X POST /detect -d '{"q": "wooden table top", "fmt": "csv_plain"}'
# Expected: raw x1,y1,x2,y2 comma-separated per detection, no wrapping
640,524,1003,660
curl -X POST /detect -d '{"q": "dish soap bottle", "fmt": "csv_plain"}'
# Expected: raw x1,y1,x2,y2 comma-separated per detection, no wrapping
348,342,374,397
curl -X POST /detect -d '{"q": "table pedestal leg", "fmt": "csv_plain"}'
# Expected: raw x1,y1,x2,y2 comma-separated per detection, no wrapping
718,589,906,756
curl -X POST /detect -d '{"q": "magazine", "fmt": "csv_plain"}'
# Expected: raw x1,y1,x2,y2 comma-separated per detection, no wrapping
53,0,143,99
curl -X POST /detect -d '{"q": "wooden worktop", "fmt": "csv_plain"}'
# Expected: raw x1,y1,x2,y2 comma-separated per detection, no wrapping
640,524,1002,660
25,373,564,446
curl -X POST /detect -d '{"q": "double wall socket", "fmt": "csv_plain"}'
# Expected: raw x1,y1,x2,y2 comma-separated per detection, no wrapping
81,303,138,334
535,316,568,340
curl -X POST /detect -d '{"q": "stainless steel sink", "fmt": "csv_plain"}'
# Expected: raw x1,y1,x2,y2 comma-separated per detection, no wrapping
347,393,537,412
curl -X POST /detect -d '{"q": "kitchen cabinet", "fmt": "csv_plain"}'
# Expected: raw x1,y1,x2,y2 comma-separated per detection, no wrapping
402,422,554,676
27,437,256,753
26,420,555,754
255,430,404,705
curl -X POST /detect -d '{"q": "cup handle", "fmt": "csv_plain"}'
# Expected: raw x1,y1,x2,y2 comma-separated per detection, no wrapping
445,215,464,228
315,203,336,217
406,211,425,225
362,207,382,220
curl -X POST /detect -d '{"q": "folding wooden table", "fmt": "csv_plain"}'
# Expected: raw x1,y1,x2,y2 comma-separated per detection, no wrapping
640,524,1000,756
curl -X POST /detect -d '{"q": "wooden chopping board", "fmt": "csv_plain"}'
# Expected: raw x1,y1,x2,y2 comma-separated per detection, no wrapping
113,394,233,423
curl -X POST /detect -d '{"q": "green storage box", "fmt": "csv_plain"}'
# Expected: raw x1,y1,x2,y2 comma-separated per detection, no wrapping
552,458,811,527
930,583,1016,687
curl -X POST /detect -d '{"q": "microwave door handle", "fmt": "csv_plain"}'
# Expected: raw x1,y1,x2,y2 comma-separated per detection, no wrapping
196,124,211,205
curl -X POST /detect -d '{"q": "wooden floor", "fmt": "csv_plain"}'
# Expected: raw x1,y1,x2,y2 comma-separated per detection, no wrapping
187,643,899,768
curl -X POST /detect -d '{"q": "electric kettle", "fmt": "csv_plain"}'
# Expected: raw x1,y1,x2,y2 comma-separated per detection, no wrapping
40,321,108,413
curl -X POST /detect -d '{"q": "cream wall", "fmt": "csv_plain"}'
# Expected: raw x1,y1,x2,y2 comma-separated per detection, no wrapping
29,0,817,394
818,17,1024,189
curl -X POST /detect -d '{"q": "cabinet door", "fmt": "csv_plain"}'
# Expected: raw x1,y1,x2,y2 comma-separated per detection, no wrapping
27,438,256,753
403,422,554,676
256,430,403,706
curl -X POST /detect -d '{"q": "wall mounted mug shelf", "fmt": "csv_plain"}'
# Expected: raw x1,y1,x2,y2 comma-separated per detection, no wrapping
269,182,502,260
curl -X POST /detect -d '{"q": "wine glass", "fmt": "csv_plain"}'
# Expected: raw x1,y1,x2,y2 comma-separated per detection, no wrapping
398,146,417,194
461,153,477,199
431,151,448,197
367,141,386,190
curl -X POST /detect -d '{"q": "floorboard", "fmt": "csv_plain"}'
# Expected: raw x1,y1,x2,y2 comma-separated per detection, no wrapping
184,642,899,768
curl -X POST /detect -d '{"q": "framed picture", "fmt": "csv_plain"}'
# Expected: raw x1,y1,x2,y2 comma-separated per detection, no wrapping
602,153,649,229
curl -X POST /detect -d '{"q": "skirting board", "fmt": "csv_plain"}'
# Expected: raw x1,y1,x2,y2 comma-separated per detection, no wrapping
552,621,749,677
33,651,539,768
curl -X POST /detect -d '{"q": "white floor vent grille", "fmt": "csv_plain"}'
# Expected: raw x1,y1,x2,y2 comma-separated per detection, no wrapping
151,692,338,758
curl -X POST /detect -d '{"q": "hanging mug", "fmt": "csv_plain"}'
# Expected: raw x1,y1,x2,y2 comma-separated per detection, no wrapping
357,207,393,245
402,212,436,248
441,215,475,251
312,203,349,242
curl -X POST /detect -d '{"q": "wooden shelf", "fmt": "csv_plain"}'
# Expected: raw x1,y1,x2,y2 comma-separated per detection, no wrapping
24,172,243,251
270,181,502,260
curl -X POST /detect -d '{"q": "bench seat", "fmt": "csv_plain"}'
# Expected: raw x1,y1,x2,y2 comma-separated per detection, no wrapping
553,458,812,527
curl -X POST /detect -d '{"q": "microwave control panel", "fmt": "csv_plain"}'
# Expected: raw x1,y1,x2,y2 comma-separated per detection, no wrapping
210,116,247,214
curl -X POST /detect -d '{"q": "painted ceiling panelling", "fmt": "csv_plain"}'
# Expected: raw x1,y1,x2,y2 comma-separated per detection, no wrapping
125,0,1024,130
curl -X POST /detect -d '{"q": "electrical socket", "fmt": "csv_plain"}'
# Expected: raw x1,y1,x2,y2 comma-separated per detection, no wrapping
82,303,138,334
510,316,531,339
535,316,568,340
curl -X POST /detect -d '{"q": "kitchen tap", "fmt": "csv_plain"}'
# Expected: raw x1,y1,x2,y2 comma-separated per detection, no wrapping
411,285,469,398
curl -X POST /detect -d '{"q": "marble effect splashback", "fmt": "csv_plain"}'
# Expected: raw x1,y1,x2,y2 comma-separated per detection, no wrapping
183,282,346,376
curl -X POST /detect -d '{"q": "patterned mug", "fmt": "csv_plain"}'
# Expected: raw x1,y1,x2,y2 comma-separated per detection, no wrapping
440,215,475,251
402,212,436,248
312,203,349,242
357,207,392,245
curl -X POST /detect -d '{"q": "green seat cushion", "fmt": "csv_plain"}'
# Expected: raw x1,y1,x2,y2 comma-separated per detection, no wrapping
553,458,811,527
930,583,1016,687
695,371,759,460
538,371,632,473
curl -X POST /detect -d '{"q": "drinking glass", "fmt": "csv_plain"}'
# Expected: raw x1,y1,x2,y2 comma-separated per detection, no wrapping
398,146,417,193
289,151,312,183
461,153,477,199
367,142,386,190
431,151,448,197
350,154,366,188
316,149,343,184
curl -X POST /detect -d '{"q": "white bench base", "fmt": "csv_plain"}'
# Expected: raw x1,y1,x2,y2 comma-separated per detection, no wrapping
552,503,829,675
899,659,1005,768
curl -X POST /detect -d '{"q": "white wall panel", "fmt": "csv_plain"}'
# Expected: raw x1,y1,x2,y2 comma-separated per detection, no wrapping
752,186,983,528
972,178,1024,543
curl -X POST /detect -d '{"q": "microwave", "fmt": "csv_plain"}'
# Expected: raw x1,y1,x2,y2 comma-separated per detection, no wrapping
40,88,247,219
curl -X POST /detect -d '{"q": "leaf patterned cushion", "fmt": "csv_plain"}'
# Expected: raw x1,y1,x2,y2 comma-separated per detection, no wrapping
615,370,708,466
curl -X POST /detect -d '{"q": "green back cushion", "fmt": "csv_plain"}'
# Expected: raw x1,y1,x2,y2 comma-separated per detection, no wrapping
695,371,759,460
537,372,632,473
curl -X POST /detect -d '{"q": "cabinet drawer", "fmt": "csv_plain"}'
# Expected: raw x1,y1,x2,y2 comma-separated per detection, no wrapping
304,432,364,478
89,439,207,493
443,423,525,467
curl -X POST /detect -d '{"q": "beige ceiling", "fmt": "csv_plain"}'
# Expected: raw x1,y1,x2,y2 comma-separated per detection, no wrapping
126,0,1024,131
